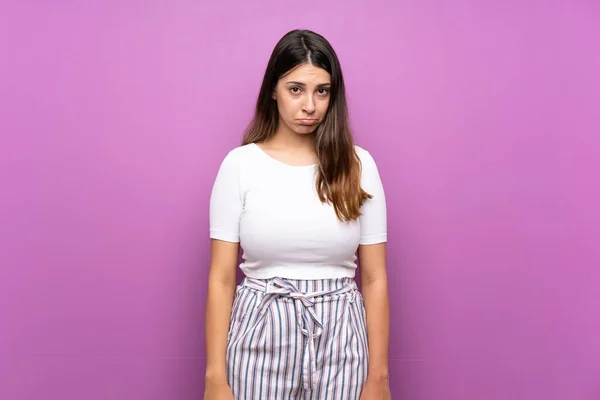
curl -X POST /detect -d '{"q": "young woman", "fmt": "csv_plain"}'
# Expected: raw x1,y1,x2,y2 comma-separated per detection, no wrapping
204,29,391,400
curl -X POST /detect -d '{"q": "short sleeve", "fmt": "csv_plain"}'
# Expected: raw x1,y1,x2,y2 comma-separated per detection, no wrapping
209,150,243,243
358,148,387,245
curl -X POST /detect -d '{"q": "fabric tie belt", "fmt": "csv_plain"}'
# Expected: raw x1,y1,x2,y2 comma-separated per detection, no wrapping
242,277,356,391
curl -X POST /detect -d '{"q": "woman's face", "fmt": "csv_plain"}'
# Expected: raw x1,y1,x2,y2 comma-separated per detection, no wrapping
272,63,331,135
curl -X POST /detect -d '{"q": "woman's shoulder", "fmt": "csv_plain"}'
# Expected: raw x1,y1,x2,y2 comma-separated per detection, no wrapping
353,143,376,166
219,143,256,164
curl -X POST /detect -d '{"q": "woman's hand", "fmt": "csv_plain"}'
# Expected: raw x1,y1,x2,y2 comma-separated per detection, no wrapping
359,375,392,399
203,379,234,400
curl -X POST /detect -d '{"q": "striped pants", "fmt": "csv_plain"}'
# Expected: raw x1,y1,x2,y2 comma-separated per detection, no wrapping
226,276,369,400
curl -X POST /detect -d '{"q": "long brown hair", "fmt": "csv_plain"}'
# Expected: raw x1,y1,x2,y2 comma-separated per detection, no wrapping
242,29,372,222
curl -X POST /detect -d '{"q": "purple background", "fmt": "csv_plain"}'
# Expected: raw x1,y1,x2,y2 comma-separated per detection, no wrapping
1,1,599,399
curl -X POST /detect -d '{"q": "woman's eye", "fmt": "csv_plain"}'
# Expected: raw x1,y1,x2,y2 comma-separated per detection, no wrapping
290,87,301,94
318,88,329,95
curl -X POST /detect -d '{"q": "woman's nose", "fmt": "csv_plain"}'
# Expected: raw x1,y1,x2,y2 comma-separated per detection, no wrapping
303,95,316,113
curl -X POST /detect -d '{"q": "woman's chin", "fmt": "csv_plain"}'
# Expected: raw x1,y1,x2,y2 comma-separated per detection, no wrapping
294,125,319,135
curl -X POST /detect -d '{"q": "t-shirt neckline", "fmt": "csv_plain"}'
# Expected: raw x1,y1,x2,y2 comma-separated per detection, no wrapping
250,142,318,169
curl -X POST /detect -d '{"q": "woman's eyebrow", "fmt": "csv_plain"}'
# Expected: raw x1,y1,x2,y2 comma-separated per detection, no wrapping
286,81,331,87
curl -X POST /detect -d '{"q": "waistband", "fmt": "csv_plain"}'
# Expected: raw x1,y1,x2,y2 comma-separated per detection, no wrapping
241,276,357,294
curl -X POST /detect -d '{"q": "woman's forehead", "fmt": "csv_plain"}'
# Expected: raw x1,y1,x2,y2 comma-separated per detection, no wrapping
281,63,331,84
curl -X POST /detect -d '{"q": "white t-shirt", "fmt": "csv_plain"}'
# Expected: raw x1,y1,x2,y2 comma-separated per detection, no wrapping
209,142,387,279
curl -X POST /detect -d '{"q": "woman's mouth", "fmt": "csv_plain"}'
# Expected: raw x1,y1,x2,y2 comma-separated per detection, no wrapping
298,119,318,126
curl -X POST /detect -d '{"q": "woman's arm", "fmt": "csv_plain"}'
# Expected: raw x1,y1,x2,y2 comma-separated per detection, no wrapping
204,239,240,384
358,242,390,382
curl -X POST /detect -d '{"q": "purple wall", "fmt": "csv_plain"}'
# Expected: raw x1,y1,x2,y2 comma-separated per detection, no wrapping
1,1,598,399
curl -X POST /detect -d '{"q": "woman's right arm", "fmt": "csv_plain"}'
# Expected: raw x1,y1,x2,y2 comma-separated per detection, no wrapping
204,239,239,395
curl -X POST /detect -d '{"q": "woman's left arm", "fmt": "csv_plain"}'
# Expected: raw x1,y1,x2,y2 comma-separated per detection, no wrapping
358,242,392,399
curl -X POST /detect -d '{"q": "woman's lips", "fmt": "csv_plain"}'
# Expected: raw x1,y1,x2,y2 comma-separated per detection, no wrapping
298,119,318,125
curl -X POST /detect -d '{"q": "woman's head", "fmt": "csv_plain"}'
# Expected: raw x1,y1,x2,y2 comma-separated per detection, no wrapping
243,29,372,222
243,29,348,143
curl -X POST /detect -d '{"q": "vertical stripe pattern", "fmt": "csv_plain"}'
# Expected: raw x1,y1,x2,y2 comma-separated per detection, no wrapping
225,277,369,400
